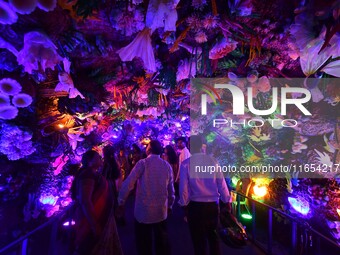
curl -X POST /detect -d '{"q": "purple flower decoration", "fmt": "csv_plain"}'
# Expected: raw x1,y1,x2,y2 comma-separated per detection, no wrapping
0,78,22,95
0,94,10,107
0,105,18,119
12,93,33,108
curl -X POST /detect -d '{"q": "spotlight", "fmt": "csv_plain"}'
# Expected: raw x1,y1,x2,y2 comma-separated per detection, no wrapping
63,220,75,226
288,196,310,216
231,176,240,187
253,184,268,198
241,213,252,220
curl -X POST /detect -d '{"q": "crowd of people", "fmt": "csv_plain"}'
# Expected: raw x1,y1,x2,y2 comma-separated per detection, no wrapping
71,136,232,255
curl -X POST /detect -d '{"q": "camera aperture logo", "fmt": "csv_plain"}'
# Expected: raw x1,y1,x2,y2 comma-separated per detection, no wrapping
194,79,312,128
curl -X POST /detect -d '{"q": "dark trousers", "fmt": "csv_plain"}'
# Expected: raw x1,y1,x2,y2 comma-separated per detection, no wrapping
187,201,221,255
134,219,170,255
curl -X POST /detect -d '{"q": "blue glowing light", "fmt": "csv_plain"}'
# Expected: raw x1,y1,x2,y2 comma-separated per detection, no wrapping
39,195,58,206
288,196,310,215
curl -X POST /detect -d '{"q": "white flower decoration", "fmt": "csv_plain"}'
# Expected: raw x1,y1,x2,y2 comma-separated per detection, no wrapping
67,132,84,150
12,93,33,107
0,105,18,119
0,0,18,24
0,78,22,95
55,59,84,99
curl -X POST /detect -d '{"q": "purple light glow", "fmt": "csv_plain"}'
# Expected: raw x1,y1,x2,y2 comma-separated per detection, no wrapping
63,220,75,226
288,196,310,216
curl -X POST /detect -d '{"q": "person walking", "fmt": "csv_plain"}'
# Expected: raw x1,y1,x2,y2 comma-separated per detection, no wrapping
117,140,175,255
179,135,232,255
73,150,123,255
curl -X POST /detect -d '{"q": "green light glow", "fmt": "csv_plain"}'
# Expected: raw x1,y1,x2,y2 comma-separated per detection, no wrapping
241,213,252,220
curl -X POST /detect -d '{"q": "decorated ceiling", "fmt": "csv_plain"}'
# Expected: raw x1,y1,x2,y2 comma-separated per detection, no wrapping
0,0,340,246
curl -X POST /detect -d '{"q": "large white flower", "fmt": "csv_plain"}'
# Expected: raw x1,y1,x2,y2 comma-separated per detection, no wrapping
0,105,18,119
9,0,37,14
12,93,33,107
0,78,22,95
0,94,10,107
0,0,18,24
117,28,156,73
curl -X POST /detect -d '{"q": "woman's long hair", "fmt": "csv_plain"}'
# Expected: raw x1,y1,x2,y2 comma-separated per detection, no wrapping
164,145,178,165
103,145,120,180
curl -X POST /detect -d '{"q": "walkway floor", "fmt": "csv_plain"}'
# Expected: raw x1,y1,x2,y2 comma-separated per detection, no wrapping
118,195,265,255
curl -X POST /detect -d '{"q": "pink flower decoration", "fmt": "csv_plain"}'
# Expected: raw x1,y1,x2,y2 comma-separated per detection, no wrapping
209,38,237,59
195,31,208,43
0,105,18,119
0,0,18,24
12,93,33,107
52,154,69,175
203,14,219,29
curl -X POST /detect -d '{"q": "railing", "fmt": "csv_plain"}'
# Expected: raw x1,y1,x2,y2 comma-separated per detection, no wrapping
0,204,74,255
232,191,340,255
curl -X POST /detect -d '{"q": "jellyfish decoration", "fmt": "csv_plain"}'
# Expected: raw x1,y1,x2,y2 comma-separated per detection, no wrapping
9,0,56,14
0,0,18,24
288,196,310,216
9,0,37,14
37,0,57,12
16,31,63,74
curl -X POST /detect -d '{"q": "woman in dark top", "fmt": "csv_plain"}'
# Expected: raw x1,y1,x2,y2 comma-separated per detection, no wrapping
73,150,123,255
102,145,120,182
163,145,179,181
